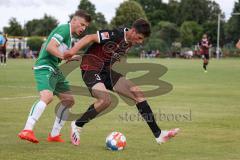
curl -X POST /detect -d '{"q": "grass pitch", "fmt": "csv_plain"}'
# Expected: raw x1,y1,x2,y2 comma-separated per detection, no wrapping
0,58,239,160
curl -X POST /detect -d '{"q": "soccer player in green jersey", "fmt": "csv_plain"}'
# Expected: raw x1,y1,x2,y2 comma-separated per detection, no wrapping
18,10,91,143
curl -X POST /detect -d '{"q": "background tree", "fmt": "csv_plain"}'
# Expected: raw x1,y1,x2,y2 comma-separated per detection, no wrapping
27,36,44,51
24,14,58,36
77,0,108,34
177,0,209,25
180,21,203,47
3,18,24,36
202,21,225,46
167,0,180,24
152,21,180,46
111,0,147,28
202,1,223,45
225,0,240,45
131,0,168,26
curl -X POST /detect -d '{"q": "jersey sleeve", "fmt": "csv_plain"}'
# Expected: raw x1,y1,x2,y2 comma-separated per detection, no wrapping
97,29,119,44
0,36,3,45
52,26,69,45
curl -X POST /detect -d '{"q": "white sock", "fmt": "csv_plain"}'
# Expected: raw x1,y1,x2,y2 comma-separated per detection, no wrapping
50,104,69,137
24,100,47,130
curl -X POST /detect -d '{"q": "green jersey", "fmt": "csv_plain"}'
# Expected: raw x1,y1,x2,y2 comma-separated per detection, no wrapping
35,23,72,69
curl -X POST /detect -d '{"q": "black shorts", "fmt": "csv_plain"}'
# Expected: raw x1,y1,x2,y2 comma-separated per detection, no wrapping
81,69,123,93
202,54,209,60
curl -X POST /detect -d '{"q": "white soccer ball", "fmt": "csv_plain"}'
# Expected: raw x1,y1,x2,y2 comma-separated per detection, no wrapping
106,131,126,151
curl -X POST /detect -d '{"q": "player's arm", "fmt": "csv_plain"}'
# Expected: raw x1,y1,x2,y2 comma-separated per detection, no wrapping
64,34,99,59
208,42,212,48
46,39,63,59
236,39,240,49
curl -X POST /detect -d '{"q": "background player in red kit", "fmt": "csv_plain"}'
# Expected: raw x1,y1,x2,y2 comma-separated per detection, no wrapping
199,34,212,72
64,19,179,146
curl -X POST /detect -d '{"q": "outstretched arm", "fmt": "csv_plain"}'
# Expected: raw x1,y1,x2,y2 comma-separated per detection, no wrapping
64,34,99,60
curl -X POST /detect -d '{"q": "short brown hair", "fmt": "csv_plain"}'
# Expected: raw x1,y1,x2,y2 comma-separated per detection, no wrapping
74,9,92,23
132,19,151,37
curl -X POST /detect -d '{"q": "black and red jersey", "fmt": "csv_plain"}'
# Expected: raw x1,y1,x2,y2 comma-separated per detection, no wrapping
81,28,131,71
199,38,211,51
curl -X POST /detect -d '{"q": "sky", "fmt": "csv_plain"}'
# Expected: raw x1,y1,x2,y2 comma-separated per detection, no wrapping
0,0,237,32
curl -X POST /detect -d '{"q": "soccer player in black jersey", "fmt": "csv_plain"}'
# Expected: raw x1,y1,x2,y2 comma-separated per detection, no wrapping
199,34,212,72
64,19,179,146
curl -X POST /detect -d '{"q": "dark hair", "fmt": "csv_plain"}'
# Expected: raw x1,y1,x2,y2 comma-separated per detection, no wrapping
74,9,92,23
132,19,151,37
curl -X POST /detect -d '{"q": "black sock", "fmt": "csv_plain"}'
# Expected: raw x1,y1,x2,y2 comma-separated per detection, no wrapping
4,55,6,63
203,63,207,70
136,101,161,138
75,104,99,127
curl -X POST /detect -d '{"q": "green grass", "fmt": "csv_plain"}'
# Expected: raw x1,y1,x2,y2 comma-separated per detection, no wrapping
0,58,240,160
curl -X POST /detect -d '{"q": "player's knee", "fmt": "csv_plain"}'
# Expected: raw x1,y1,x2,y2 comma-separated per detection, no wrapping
130,86,145,102
40,92,54,104
99,96,112,108
61,97,75,108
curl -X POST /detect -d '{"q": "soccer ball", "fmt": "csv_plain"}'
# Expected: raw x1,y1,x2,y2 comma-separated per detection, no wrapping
106,131,126,151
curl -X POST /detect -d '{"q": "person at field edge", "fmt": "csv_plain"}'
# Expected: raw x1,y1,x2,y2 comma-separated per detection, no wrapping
198,34,212,73
18,10,91,144
0,33,8,66
64,18,180,146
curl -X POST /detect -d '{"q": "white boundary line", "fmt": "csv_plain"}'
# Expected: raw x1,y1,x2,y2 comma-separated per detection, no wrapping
0,96,38,100
0,85,35,89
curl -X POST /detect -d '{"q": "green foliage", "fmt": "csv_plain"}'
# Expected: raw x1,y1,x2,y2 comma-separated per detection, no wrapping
153,21,180,46
78,0,96,16
111,1,147,28
77,0,108,34
224,0,240,43
144,38,169,53
202,21,224,46
167,0,181,24
131,0,168,26
3,18,24,36
180,21,203,47
1,59,240,160
206,0,222,21
24,14,58,36
177,0,210,25
27,36,44,51
3,0,239,51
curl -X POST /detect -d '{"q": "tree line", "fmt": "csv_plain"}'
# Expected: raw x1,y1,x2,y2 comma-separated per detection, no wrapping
3,0,240,53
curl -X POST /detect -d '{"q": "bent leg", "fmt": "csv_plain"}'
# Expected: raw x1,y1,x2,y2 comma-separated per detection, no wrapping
113,77,161,138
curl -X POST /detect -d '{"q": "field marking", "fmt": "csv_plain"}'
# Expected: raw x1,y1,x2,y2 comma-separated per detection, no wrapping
0,96,38,100
0,85,35,89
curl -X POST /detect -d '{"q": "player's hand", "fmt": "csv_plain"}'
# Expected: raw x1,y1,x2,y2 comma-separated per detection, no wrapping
65,55,81,63
63,50,75,60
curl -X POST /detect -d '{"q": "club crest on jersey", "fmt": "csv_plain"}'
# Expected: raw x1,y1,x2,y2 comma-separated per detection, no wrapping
101,32,110,40
95,74,101,80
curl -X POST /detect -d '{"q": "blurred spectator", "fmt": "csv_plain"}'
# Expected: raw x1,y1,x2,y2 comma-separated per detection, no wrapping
140,49,161,58
155,50,160,57
8,47,20,58
28,48,36,59
18,38,22,51
140,50,146,59
0,34,8,66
